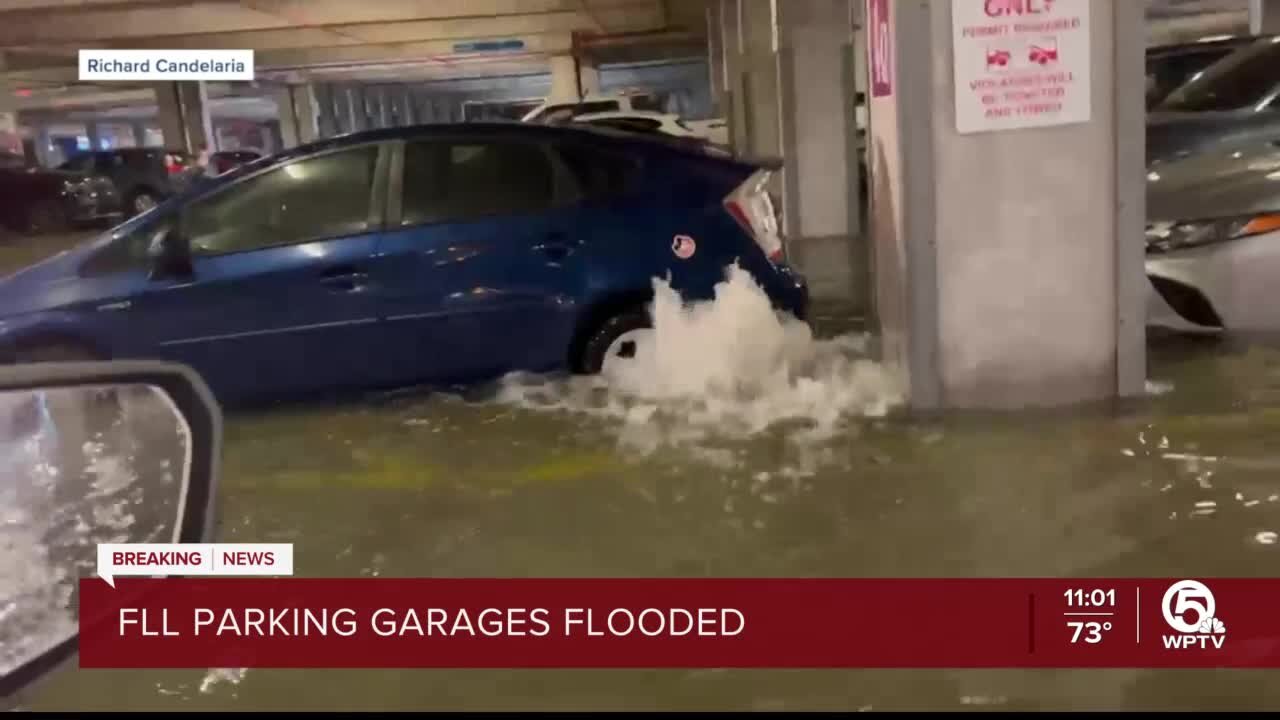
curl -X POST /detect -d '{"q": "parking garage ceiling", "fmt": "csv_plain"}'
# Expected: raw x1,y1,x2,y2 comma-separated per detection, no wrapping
0,0,710,100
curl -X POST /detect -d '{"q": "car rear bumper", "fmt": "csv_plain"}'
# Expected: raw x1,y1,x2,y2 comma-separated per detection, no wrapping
770,262,810,321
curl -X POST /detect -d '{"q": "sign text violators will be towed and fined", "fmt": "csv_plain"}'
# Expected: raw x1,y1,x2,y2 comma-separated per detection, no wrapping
96,543,293,587
951,0,1091,134
79,50,255,81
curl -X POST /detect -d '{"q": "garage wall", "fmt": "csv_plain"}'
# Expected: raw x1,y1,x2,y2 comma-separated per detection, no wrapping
310,58,715,134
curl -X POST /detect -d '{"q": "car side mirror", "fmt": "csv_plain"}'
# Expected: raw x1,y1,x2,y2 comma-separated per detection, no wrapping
0,360,221,703
147,226,193,281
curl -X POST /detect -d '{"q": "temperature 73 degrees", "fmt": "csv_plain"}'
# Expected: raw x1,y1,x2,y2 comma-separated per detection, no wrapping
1068,620,1112,644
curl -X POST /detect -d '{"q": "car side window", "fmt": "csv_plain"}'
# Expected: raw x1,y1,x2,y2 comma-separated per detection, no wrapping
58,155,92,172
80,217,172,277
183,145,378,256
400,140,554,226
552,142,640,203
122,151,155,170
93,154,121,173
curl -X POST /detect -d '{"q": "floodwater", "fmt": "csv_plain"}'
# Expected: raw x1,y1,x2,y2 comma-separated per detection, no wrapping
7,233,1280,710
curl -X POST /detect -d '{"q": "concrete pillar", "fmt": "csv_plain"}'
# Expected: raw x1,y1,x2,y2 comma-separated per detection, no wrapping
153,81,212,154
363,88,378,129
131,121,147,147
0,78,19,156
293,85,319,144
864,0,1146,410
272,84,319,149
775,0,866,308
578,57,601,97
549,54,581,102
363,88,377,128
315,84,340,138
341,86,364,133
34,125,52,167
707,3,729,117
739,0,782,159
85,121,102,150
401,91,416,125
373,87,389,127
721,0,747,152
386,89,405,127
1250,0,1280,33
272,86,299,149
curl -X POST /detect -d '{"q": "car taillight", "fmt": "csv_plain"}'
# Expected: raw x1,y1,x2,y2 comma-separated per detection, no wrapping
165,154,185,174
724,168,785,264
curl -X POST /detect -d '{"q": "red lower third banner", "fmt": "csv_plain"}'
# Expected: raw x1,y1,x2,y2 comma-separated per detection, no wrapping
78,578,1280,669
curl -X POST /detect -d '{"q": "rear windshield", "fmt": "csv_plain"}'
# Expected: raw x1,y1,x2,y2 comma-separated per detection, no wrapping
1145,47,1238,106
1159,38,1280,112
629,94,665,113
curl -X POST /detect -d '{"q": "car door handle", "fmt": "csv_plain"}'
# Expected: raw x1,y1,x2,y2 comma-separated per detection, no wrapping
319,266,369,292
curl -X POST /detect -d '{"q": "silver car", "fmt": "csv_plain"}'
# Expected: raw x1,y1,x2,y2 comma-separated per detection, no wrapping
1145,139,1280,332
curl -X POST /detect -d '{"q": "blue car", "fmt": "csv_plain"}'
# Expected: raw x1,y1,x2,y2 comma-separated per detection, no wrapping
0,124,808,406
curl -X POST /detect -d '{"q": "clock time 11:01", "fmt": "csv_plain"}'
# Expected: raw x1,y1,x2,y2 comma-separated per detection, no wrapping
1064,589,1115,607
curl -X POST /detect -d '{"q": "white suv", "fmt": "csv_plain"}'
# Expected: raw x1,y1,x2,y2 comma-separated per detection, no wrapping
521,91,666,124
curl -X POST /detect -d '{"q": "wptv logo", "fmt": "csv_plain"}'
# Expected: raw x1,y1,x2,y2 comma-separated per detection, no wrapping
1161,579,1226,650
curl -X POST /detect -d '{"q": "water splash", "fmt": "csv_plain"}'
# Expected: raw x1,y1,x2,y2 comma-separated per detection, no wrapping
494,265,905,458
199,667,248,695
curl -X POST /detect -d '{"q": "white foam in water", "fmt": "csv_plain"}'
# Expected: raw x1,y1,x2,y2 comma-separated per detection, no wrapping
494,264,905,456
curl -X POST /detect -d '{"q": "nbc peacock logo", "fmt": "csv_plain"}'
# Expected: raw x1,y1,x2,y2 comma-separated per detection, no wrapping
1161,579,1226,650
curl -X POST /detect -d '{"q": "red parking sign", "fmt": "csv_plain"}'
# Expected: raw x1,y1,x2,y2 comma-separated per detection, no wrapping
867,0,893,97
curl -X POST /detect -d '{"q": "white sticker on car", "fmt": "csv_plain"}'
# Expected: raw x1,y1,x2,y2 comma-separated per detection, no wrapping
672,234,696,260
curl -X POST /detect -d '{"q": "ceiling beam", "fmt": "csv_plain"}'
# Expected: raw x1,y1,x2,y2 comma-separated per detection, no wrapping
33,6,666,52
0,0,660,46
1,31,579,85
257,33,575,71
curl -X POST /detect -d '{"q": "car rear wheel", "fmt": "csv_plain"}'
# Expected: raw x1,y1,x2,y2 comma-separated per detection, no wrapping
579,310,654,376
129,190,159,216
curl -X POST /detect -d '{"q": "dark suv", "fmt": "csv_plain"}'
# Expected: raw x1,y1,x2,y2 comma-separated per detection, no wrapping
58,148,193,217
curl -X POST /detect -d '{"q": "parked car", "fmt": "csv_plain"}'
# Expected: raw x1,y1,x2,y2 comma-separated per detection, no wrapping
0,167,120,234
0,124,807,406
1145,138,1280,333
209,149,261,175
1148,35,1280,165
58,148,193,217
1145,34,1259,110
571,111,730,149
521,90,667,124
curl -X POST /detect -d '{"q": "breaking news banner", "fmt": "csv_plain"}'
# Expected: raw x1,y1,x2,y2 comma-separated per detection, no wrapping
76,552,1280,670
78,49,254,81
95,543,294,587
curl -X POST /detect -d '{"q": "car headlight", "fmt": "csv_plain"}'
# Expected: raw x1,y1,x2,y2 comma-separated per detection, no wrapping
1146,214,1280,254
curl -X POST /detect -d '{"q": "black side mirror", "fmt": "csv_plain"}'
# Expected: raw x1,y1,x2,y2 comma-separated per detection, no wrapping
147,226,193,280
0,360,221,703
